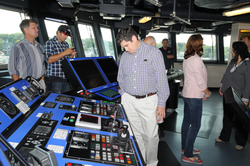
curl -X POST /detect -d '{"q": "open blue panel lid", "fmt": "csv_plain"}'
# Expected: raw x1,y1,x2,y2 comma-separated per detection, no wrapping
66,58,110,93
94,56,118,87
0,79,40,134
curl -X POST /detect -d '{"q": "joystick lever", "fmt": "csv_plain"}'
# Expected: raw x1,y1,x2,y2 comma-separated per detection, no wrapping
115,125,129,145
122,125,128,135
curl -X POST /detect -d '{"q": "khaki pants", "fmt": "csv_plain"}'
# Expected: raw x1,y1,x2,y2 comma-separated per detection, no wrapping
121,93,159,166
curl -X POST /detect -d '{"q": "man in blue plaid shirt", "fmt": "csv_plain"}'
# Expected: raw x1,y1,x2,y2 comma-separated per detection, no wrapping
44,25,77,93
116,27,169,166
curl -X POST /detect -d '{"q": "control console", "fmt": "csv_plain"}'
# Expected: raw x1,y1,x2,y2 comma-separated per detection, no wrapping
64,130,139,165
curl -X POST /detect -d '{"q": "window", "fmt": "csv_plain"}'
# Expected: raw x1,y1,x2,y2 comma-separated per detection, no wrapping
146,32,169,48
100,27,115,58
223,35,231,62
44,19,73,47
176,33,217,61
78,23,98,57
0,9,29,69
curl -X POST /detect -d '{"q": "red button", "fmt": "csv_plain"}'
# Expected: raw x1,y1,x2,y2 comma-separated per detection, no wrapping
67,163,72,166
80,92,84,95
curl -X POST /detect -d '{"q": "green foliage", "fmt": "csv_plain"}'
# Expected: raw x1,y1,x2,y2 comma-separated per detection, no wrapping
82,38,96,50
66,38,72,47
176,42,229,60
0,39,4,50
156,43,162,48
0,33,23,44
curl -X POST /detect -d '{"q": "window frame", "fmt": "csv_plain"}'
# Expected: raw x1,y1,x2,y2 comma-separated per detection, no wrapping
78,22,99,57
100,26,116,59
0,7,30,70
176,32,218,62
44,18,73,48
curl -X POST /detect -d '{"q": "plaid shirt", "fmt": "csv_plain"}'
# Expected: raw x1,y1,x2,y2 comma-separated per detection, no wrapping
44,36,70,79
118,42,170,107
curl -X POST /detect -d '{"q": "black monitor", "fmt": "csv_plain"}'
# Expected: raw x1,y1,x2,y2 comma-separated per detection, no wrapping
62,58,109,93
224,87,250,132
95,57,118,87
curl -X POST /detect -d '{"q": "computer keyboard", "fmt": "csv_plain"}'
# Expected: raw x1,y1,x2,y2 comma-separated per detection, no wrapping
100,89,120,98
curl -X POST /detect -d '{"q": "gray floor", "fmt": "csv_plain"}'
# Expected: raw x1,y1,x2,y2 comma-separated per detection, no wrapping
160,88,250,166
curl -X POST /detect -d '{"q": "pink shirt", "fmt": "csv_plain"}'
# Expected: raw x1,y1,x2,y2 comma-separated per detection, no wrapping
182,54,208,98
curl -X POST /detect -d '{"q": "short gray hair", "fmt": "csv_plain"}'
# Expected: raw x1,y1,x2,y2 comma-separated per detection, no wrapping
19,19,38,35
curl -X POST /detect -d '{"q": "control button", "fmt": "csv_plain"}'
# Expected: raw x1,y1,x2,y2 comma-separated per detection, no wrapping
96,134,100,142
92,134,96,141
95,143,100,150
102,136,105,142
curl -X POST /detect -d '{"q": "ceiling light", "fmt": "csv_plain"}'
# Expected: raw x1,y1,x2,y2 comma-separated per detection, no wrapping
212,21,233,26
164,20,176,26
223,5,250,17
139,17,152,23
145,0,162,7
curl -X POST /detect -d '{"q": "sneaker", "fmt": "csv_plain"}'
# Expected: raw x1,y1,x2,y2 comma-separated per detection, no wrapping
182,148,200,154
182,156,203,165
235,145,243,150
215,138,223,143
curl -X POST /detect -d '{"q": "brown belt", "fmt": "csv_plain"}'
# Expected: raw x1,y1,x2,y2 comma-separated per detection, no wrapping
132,92,157,99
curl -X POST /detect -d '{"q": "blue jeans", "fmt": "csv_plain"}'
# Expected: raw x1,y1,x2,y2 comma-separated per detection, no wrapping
51,81,70,94
181,97,203,158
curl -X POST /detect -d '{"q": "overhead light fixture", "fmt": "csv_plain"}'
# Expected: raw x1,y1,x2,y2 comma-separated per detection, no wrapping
139,17,152,23
57,0,80,8
223,5,250,17
164,20,176,26
197,27,215,31
145,0,162,7
212,21,233,26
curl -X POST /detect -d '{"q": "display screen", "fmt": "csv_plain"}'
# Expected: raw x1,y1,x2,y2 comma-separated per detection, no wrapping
80,114,98,124
96,57,118,84
34,125,51,134
70,59,107,90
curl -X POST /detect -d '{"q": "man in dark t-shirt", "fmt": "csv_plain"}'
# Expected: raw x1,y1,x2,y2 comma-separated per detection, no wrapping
159,38,174,70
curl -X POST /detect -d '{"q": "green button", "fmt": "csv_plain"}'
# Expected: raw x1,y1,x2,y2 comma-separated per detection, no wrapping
70,119,74,122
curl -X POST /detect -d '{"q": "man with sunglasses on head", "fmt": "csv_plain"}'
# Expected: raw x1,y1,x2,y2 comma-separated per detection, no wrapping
44,25,77,94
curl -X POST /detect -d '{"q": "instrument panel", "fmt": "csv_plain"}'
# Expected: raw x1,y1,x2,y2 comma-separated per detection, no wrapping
0,78,144,166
